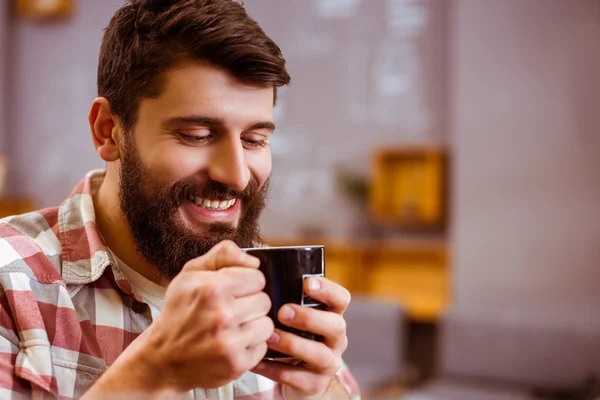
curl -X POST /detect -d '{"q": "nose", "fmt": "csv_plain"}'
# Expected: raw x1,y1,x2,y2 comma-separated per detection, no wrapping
206,136,251,192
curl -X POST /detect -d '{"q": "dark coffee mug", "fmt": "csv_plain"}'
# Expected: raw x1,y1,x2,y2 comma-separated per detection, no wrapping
242,245,326,359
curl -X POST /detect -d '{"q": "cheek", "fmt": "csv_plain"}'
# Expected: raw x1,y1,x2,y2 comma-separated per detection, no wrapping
248,150,272,187
142,143,210,184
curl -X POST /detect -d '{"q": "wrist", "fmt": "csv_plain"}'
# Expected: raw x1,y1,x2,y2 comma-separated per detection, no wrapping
83,333,184,399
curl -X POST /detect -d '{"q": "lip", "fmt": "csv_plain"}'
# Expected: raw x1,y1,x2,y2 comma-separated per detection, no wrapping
182,199,241,223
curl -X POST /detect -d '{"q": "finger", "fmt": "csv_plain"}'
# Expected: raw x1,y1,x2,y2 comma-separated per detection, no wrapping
184,240,260,272
251,360,331,395
266,329,339,375
278,305,347,352
245,342,269,370
219,267,266,298
303,277,351,315
240,316,275,348
233,292,271,324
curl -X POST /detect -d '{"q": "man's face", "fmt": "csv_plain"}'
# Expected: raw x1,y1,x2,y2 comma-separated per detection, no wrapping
117,62,274,279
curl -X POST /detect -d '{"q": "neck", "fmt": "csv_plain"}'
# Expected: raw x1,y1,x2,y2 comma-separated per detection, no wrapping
94,167,169,286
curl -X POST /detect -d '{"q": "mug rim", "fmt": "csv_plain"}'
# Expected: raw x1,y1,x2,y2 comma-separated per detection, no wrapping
242,245,325,251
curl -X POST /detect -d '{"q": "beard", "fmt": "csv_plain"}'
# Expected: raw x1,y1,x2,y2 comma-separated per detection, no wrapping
118,136,268,280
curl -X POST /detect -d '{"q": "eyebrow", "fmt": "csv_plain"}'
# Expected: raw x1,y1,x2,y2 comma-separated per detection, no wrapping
162,116,276,133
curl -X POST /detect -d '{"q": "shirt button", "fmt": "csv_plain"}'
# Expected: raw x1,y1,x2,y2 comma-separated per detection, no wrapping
132,300,146,314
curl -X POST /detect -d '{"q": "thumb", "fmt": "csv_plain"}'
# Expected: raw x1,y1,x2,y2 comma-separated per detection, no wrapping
183,240,260,272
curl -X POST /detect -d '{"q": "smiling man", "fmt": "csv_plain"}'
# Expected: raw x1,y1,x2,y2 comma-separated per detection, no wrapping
0,0,360,399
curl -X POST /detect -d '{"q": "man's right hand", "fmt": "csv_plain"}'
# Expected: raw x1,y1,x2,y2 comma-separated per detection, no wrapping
83,240,273,398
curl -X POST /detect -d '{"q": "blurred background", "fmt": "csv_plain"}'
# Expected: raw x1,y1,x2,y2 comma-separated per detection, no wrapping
1,0,600,399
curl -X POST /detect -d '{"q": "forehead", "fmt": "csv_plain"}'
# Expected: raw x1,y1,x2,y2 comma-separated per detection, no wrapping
140,61,275,124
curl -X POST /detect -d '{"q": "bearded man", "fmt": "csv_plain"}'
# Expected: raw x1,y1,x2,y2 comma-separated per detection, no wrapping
0,0,360,399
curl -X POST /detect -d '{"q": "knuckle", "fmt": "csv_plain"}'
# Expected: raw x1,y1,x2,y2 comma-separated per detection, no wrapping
255,342,268,360
317,342,334,364
184,277,210,300
219,239,237,249
343,288,351,306
335,316,347,336
244,268,264,289
339,335,349,353
181,256,203,271
256,316,275,340
203,280,224,303
213,242,232,266
259,291,271,312
215,335,234,357
227,351,249,378
213,241,244,270
219,240,239,257
212,307,236,330
255,270,266,290
264,315,275,332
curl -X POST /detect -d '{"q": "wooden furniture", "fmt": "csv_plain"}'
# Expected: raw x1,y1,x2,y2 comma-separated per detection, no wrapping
0,198,35,218
371,146,447,230
362,238,448,323
265,237,449,323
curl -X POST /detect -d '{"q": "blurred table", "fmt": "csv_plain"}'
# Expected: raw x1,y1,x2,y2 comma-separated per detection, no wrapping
0,197,36,219
265,236,449,323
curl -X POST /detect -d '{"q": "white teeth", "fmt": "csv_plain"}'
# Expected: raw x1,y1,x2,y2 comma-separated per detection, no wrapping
192,197,236,210
189,195,194,201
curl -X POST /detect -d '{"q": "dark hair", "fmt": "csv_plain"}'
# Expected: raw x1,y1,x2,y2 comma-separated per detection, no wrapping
98,0,290,130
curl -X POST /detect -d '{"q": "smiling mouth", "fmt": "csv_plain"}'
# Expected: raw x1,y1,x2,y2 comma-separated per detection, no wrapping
188,195,237,211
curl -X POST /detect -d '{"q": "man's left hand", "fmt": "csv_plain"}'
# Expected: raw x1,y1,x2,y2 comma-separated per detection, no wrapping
251,277,351,400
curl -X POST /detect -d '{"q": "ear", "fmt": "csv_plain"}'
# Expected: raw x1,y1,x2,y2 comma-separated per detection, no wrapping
88,97,122,162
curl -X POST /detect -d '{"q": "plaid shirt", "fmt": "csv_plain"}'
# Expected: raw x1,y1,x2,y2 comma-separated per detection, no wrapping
0,170,360,399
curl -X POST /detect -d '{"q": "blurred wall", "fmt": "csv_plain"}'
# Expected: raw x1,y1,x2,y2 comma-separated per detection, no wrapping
6,0,447,239
0,1,8,152
451,0,600,321
243,0,447,237
6,0,120,201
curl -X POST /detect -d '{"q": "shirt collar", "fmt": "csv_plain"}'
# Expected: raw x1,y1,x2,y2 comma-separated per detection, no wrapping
57,169,134,296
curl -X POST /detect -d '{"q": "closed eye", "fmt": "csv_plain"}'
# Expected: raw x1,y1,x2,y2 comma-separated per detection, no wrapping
242,136,269,149
175,131,212,144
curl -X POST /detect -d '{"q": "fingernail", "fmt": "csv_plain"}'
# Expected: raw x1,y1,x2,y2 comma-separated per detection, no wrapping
280,305,295,321
308,277,321,292
268,331,280,344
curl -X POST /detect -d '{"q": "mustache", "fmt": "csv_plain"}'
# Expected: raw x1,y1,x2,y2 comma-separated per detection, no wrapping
168,177,261,205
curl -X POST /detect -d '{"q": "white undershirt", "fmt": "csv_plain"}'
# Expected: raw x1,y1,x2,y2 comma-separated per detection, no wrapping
109,251,234,400
112,252,166,321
